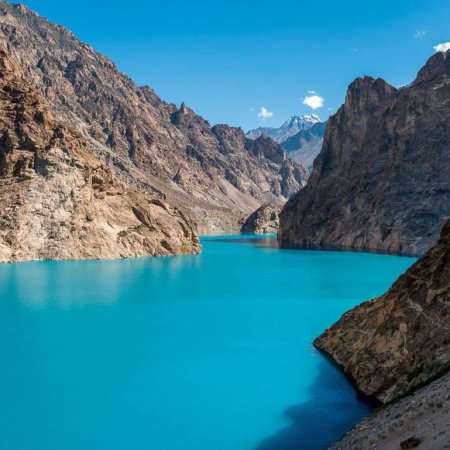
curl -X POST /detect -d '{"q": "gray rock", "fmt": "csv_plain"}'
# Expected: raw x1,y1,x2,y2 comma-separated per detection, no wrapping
241,204,281,234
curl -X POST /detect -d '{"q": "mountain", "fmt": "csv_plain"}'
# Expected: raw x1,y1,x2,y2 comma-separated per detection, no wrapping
279,50,450,256
246,114,321,143
280,121,327,172
317,218,450,448
0,45,200,262
315,218,450,403
0,1,308,240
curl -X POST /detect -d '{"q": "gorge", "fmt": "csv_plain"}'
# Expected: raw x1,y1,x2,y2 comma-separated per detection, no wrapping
0,0,449,449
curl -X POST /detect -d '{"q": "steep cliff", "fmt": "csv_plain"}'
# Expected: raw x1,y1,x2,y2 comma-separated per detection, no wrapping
0,1,307,233
0,46,200,262
279,51,450,256
315,219,450,403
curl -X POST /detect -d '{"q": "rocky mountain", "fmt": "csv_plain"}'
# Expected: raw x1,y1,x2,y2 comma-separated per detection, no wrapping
315,218,450,404
0,1,308,236
281,121,327,172
279,50,450,256
246,114,321,143
0,46,200,262
241,204,281,234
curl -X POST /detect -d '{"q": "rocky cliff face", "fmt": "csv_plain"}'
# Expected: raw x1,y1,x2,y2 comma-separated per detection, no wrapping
315,219,450,403
0,1,307,233
241,204,281,234
0,46,200,262
279,51,450,256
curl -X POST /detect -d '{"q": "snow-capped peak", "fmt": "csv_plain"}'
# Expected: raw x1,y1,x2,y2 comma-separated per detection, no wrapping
281,114,321,130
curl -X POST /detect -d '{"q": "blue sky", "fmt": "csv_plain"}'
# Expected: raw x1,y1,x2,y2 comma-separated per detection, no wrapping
25,0,450,130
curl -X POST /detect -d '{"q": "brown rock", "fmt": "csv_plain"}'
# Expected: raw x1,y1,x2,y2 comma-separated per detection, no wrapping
400,437,421,449
241,204,281,234
0,1,307,233
279,51,450,256
0,46,200,262
314,219,450,403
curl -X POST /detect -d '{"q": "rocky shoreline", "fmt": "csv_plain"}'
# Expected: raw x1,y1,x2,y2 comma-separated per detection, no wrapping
315,219,450,448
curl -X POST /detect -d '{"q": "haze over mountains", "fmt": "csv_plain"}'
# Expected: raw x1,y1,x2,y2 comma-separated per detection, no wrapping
246,114,326,172
246,114,322,142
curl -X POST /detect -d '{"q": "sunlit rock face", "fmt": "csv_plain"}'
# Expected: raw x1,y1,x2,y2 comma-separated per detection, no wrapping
0,46,200,262
0,1,307,235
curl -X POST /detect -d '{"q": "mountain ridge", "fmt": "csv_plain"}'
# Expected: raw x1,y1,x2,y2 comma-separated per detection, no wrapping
279,50,450,256
0,44,200,262
0,0,308,236
246,113,321,143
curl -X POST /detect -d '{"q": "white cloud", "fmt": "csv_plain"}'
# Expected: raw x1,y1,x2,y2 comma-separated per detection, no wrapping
415,30,426,39
258,107,273,120
433,42,450,53
307,90,317,94
302,94,324,110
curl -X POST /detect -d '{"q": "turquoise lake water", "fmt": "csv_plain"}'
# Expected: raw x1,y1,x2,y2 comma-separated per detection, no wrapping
0,235,416,450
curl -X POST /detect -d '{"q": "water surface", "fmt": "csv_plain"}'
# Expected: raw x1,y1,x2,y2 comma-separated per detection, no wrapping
0,235,415,450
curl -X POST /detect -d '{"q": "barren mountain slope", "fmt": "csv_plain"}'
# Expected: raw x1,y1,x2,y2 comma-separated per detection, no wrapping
0,46,200,262
0,1,307,231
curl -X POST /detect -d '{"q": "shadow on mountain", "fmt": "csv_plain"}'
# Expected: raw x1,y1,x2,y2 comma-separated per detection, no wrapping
254,355,377,450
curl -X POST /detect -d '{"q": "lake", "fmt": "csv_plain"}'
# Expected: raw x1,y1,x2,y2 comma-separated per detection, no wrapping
0,235,415,450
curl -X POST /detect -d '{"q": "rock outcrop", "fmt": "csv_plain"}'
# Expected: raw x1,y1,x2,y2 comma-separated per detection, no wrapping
315,219,450,403
0,46,200,262
241,204,281,234
0,1,307,234
279,50,450,256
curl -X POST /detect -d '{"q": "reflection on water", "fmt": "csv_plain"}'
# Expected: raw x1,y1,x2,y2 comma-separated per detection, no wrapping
0,252,203,310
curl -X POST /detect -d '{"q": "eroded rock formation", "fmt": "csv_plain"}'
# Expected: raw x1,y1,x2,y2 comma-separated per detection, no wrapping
279,50,450,256
315,219,450,403
0,46,200,262
0,1,307,234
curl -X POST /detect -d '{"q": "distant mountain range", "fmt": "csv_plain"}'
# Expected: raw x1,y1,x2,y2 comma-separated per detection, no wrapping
246,114,327,172
246,114,322,143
